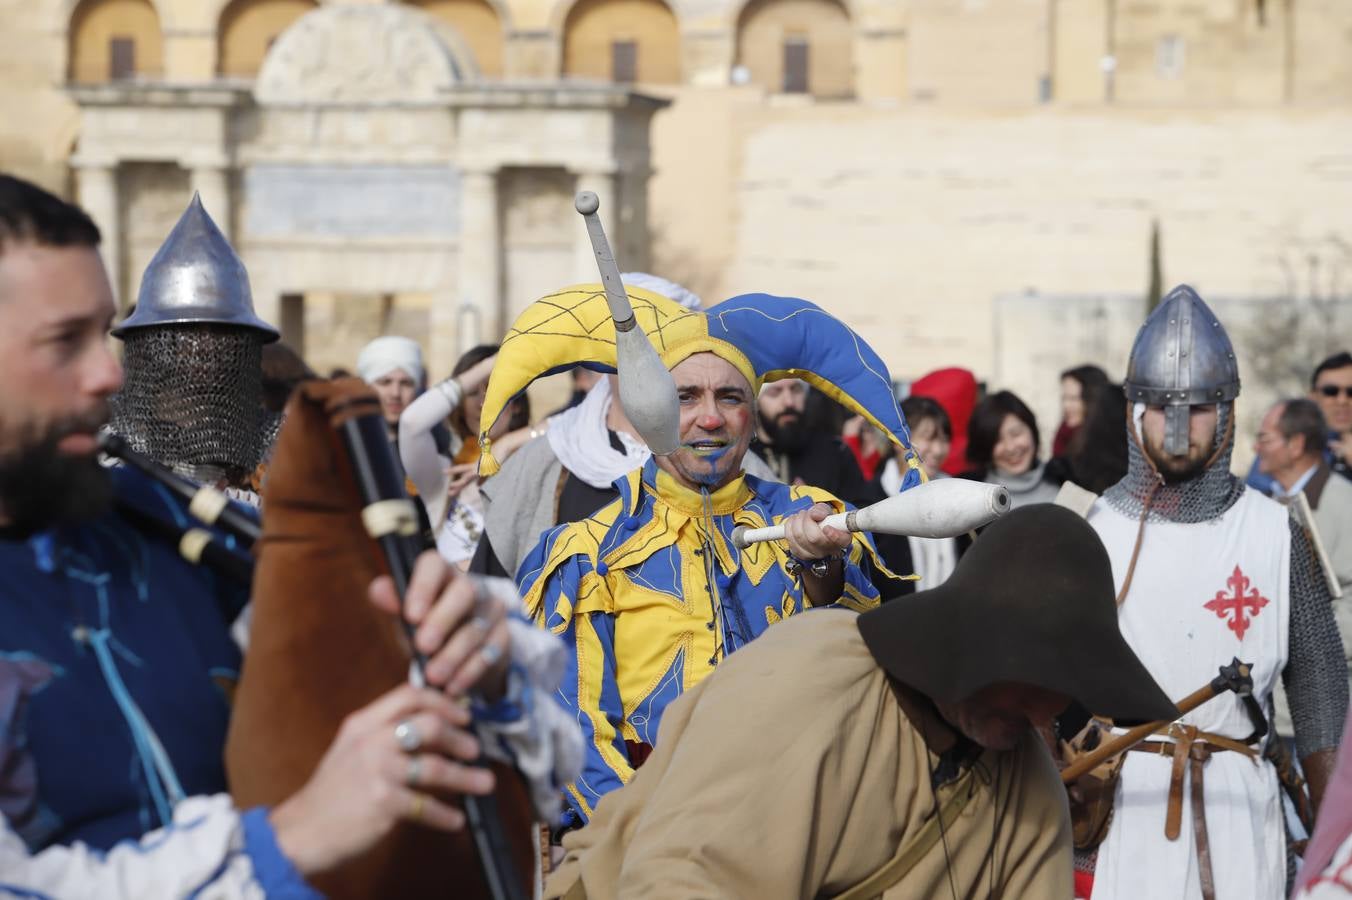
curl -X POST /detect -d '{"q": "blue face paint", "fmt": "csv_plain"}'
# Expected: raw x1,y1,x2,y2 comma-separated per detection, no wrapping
683,444,729,486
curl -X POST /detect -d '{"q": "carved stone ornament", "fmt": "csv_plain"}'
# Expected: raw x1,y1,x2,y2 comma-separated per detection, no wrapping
254,4,465,106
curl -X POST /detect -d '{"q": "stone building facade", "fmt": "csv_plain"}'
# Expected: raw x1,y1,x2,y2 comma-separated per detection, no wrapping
2,0,1351,453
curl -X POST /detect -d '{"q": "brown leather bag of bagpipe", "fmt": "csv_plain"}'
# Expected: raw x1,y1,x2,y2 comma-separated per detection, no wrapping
223,377,537,899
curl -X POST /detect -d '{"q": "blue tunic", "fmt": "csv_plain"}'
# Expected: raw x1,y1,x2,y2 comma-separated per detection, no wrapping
0,467,248,852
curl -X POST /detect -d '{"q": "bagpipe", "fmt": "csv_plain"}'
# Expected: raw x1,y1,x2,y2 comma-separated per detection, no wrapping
99,433,257,586
107,380,536,899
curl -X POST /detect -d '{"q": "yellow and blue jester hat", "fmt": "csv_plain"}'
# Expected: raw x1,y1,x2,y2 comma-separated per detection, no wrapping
477,284,926,490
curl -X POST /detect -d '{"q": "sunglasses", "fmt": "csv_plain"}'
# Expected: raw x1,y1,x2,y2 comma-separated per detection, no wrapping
1317,385,1352,399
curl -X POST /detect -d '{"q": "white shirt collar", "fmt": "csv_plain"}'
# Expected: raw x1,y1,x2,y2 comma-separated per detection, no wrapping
1276,462,1321,499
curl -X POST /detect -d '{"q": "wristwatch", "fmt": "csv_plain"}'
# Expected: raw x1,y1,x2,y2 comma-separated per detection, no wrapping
787,549,845,579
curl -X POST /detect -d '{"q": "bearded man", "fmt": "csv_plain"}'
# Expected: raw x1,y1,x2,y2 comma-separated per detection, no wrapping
753,377,876,508
1058,285,1348,900
0,175,578,893
476,285,926,831
755,377,917,598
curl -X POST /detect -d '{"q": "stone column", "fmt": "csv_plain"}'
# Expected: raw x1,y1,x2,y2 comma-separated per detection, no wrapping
456,166,502,340
617,168,652,273
572,170,618,282
190,166,234,243
75,164,123,308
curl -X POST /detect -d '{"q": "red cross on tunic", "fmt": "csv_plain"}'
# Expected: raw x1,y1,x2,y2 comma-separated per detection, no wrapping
1203,565,1270,641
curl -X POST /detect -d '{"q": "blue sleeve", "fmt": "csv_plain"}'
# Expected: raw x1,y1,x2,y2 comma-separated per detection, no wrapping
239,807,325,900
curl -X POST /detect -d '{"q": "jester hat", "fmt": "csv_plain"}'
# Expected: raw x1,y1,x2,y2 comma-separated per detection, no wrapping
478,284,924,489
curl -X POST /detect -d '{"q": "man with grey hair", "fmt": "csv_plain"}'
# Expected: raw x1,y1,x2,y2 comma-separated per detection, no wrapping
1256,399,1352,591
1256,397,1352,730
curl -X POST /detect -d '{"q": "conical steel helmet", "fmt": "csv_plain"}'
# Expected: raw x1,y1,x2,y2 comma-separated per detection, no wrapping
113,193,278,340
1123,284,1239,455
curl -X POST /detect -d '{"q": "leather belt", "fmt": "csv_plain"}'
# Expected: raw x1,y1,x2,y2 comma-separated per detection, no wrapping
1129,723,1259,900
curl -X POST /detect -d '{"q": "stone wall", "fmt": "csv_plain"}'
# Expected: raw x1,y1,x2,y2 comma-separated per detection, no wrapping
647,95,1352,463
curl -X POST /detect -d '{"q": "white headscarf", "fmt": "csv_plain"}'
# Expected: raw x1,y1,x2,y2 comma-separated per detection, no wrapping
356,336,424,386
620,272,703,311
547,377,649,489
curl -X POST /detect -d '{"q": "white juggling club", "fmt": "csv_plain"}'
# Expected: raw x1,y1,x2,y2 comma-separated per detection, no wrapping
574,191,681,456
731,479,1012,549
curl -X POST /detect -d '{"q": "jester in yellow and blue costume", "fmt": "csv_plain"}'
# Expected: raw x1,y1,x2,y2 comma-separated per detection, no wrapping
476,285,926,828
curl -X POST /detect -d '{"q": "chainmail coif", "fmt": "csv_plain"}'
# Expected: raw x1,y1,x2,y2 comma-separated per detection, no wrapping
1102,403,1244,523
109,324,267,487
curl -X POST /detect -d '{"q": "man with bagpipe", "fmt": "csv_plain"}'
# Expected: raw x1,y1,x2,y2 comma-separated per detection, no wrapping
0,174,580,897
1055,285,1349,900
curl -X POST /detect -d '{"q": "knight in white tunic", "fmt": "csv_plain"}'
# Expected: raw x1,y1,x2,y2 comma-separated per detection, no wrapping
1066,285,1348,900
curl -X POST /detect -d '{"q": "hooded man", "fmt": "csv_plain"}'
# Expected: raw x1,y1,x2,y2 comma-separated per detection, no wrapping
543,504,1178,899
1057,285,1349,900
481,285,927,831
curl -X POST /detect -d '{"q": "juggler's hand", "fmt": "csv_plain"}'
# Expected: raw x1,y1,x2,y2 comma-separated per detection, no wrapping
782,502,852,564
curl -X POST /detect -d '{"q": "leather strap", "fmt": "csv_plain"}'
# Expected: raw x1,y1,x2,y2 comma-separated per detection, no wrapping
829,754,988,900
1191,747,1216,900
1164,725,1198,840
1129,726,1255,900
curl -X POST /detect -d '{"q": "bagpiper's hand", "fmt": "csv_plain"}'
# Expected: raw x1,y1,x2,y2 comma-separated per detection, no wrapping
270,683,494,876
369,552,511,701
782,502,851,567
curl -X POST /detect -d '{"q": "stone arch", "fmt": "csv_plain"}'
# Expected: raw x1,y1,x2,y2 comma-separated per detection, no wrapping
734,0,854,97
218,0,318,78
404,0,506,77
255,3,468,105
68,0,164,83
561,0,680,84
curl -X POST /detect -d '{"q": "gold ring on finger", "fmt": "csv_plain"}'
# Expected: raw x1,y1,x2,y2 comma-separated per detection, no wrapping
410,791,427,822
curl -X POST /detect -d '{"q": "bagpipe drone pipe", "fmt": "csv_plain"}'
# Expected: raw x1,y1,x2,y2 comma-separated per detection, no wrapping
221,378,535,900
